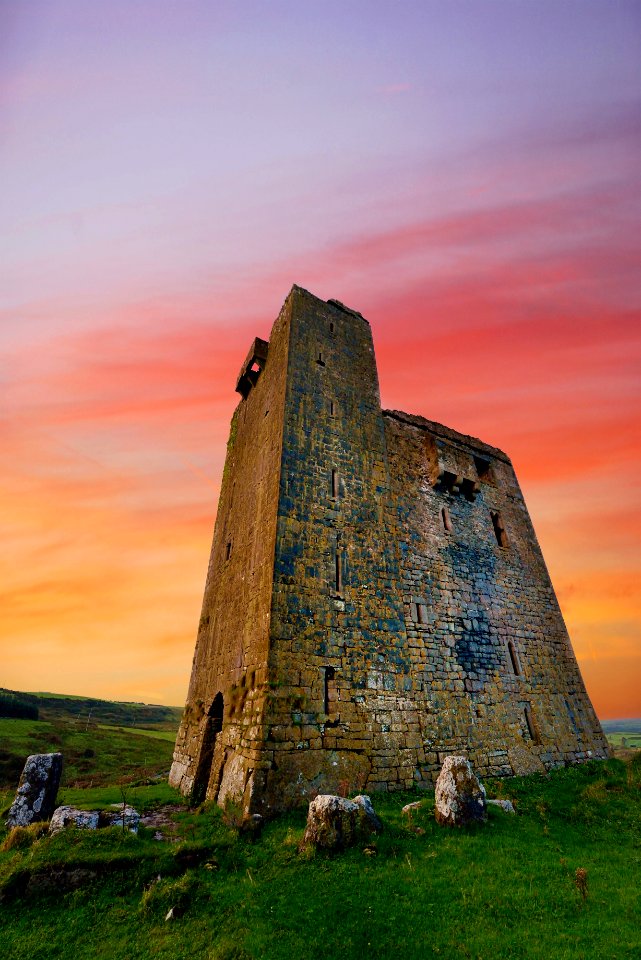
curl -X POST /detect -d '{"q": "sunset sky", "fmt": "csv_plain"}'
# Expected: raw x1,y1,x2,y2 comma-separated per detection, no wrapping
1,1,639,718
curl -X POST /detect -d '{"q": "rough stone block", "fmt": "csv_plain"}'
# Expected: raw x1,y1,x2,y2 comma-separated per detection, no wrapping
6,753,63,828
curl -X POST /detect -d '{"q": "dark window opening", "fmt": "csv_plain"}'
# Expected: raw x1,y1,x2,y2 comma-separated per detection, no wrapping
331,469,338,500
462,478,479,501
334,547,343,595
474,456,492,481
491,510,508,547
316,351,325,366
508,640,521,676
330,400,335,416
329,322,334,334
323,665,337,717
441,506,453,532
192,692,224,805
410,601,428,624
524,704,539,743
439,470,461,494
565,698,580,735
225,541,232,561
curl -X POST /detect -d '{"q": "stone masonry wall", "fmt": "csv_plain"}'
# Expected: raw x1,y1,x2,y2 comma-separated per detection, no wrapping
258,288,422,812
381,410,609,782
169,293,293,808
171,285,610,815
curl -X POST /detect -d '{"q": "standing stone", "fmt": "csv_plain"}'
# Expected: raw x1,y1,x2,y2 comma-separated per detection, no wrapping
6,753,63,828
434,756,487,827
303,794,382,850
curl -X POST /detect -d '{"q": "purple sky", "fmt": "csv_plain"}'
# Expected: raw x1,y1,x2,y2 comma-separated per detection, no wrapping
1,1,639,713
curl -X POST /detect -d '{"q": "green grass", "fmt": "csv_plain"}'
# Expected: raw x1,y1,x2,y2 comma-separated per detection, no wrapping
0,756,639,960
0,717,175,797
58,781,181,812
96,724,177,742
606,732,641,748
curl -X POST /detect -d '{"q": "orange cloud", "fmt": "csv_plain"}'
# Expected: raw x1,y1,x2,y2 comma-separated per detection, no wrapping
1,170,639,716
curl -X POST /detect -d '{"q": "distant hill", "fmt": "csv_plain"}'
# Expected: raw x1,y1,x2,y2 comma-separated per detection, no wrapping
0,688,182,730
600,719,641,734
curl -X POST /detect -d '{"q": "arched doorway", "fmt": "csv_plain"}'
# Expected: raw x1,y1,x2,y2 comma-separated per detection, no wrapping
191,693,224,805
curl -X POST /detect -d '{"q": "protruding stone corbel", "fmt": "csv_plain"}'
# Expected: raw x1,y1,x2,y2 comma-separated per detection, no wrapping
235,337,269,398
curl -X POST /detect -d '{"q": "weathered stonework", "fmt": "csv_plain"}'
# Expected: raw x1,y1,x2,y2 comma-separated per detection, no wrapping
170,285,610,815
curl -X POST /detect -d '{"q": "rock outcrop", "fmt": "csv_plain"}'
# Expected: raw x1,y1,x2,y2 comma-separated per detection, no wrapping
6,753,63,828
434,756,487,827
303,794,382,850
50,806,100,835
487,798,516,814
99,803,140,832
49,803,140,835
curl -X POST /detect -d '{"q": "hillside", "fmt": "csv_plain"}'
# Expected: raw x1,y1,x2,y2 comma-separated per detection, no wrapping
0,688,182,729
0,690,181,800
0,754,639,960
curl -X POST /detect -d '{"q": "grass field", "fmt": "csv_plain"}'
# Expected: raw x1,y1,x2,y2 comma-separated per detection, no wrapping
2,697,639,958
1,756,639,960
606,732,641,748
0,716,175,816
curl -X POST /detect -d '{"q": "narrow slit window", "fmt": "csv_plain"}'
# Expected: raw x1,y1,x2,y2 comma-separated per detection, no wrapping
331,469,338,500
441,506,453,532
316,350,325,366
323,665,336,716
334,547,343,594
330,400,335,416
491,510,508,547
565,699,580,735
524,705,538,742
225,541,232,561
508,640,521,676
329,322,334,334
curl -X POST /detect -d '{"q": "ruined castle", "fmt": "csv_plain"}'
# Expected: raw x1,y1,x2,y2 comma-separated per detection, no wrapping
169,285,610,813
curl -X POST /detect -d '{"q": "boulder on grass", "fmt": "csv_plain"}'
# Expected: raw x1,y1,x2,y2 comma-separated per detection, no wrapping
50,806,100,835
6,753,63,828
99,804,140,833
303,794,382,850
434,756,487,827
487,798,516,814
352,794,383,833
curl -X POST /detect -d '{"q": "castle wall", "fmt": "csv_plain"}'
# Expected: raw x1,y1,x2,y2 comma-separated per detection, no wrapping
258,288,424,811
171,284,610,815
382,411,609,780
169,295,293,806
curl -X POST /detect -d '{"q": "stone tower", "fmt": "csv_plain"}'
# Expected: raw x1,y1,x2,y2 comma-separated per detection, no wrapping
169,285,610,814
